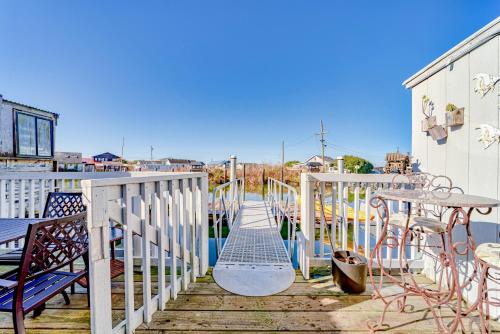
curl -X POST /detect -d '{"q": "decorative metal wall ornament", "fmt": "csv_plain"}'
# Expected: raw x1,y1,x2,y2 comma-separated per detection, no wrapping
476,124,500,149
473,73,500,97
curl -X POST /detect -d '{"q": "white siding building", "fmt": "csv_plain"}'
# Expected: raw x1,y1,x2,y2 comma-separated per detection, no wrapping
404,17,500,312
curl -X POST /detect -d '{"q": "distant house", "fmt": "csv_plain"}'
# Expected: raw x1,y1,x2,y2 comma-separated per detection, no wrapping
93,152,121,163
301,155,336,172
384,151,411,174
54,152,84,172
190,161,205,172
82,157,96,172
304,161,322,172
0,95,58,171
206,160,230,168
134,160,175,172
159,158,204,172
92,152,126,172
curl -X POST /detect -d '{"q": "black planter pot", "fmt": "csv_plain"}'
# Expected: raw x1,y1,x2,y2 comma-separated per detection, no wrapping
332,250,367,294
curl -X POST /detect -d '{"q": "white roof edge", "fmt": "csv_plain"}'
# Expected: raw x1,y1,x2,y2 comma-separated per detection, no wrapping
403,16,500,89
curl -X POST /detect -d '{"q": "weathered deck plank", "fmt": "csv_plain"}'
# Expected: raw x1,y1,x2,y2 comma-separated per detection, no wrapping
0,270,497,333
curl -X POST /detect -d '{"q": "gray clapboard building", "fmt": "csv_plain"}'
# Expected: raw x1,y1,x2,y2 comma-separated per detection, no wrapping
0,95,58,171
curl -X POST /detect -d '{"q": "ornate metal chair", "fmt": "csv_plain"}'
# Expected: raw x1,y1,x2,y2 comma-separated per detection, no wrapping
375,174,456,306
0,212,89,334
387,174,454,268
474,243,500,333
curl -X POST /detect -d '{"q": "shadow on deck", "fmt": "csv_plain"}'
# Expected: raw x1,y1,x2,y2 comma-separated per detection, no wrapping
0,267,494,333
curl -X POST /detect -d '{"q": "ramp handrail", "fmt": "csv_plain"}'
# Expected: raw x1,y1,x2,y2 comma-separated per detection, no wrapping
267,178,298,259
212,178,244,256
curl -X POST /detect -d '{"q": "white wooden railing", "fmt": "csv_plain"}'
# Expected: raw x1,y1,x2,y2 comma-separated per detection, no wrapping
267,178,298,259
82,172,208,334
0,172,133,219
0,172,138,249
211,178,244,257
298,172,423,279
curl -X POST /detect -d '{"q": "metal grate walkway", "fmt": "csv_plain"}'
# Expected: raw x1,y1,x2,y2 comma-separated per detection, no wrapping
213,200,295,296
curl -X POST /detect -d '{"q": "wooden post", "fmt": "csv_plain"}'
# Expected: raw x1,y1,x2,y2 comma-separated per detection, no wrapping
242,163,246,201
223,164,227,183
336,156,345,248
82,181,112,334
281,140,284,183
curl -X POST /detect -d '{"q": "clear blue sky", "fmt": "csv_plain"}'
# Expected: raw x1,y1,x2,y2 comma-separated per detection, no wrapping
1,1,498,166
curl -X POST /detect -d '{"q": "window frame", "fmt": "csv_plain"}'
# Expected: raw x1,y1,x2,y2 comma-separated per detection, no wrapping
15,111,54,158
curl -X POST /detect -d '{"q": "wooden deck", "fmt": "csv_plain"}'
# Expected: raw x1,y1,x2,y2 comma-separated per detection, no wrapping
0,268,497,333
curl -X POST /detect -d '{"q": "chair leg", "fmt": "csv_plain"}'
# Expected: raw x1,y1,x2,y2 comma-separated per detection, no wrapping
12,308,26,334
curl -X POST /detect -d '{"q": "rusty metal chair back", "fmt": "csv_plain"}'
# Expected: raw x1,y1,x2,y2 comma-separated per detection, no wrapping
18,212,88,282
43,192,85,218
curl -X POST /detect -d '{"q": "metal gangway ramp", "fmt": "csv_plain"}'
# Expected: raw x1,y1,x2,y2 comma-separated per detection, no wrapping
211,178,297,296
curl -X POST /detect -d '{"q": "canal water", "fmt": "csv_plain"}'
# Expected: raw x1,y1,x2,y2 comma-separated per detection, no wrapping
209,190,414,269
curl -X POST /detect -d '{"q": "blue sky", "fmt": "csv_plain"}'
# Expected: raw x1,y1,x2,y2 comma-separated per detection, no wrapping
0,1,498,166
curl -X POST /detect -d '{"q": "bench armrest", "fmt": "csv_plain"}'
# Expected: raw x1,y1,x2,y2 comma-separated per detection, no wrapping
0,278,17,289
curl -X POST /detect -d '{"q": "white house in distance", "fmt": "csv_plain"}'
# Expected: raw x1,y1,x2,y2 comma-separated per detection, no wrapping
404,17,500,312
295,155,336,172
159,157,203,171
0,95,58,171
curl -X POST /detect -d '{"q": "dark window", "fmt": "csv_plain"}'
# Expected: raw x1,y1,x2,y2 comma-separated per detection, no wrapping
16,112,53,157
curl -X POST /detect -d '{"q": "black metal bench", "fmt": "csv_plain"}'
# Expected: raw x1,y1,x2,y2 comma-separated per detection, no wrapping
0,192,124,286
0,212,88,334
0,192,86,266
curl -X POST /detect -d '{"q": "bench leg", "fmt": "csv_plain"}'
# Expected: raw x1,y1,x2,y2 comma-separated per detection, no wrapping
61,291,70,305
69,262,75,294
13,308,25,334
33,303,46,317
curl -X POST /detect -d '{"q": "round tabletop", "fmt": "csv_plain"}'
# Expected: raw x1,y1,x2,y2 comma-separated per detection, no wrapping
375,189,500,208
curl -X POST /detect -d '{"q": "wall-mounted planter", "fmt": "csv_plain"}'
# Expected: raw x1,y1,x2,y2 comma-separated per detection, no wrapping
445,108,464,127
421,116,436,132
429,125,447,141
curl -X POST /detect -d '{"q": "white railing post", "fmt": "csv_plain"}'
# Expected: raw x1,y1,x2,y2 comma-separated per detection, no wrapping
353,184,360,252
299,173,315,279
200,175,209,275
364,186,372,258
0,180,6,217
229,156,237,223
82,182,113,334
123,184,136,334
170,179,179,299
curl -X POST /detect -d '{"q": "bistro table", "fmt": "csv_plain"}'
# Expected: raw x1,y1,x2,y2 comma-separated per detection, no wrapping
0,218,47,247
367,189,500,333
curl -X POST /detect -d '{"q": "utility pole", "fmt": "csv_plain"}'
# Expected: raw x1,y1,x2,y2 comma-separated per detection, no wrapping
318,120,327,172
121,137,125,163
281,140,284,183
150,146,154,161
